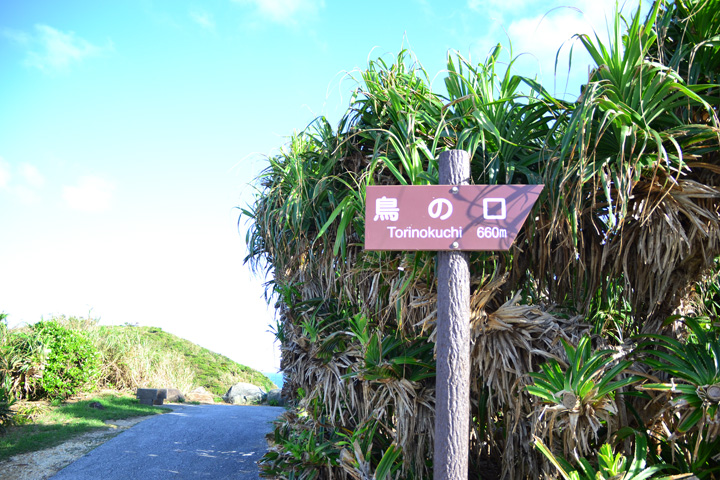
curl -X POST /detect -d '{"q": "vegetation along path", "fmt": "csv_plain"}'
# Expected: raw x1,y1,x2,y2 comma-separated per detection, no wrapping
49,404,284,480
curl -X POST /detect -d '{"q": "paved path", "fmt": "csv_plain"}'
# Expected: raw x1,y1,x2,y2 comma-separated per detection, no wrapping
50,404,284,480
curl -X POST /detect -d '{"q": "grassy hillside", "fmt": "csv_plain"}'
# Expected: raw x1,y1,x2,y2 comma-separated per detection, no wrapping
96,325,276,395
1,317,277,462
1,315,276,404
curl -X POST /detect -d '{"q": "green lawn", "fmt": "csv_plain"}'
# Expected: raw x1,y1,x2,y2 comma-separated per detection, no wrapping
0,393,170,461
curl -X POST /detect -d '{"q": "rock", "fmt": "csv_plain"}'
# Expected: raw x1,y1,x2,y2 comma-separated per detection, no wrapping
222,382,266,405
136,388,164,405
267,389,284,406
136,387,185,405
158,388,185,403
186,387,215,404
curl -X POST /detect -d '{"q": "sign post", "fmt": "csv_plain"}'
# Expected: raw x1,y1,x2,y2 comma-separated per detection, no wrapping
435,149,471,479
364,150,542,479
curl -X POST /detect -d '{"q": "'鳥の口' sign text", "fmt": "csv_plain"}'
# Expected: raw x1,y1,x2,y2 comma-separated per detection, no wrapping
364,184,543,251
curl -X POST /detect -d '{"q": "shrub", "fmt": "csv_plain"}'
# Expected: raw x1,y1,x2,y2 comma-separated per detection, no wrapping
32,320,100,400
243,0,720,474
2,328,48,400
1,313,18,427
534,432,672,480
0,377,15,432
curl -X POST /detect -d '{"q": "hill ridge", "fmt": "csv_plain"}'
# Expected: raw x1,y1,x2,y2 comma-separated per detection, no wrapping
96,324,277,396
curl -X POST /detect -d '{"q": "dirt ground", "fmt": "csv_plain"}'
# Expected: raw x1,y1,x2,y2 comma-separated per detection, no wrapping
0,415,153,480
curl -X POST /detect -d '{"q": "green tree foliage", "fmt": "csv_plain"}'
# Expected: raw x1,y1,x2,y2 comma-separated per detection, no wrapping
0,315,274,406
245,1,720,478
534,433,673,480
0,377,15,432
0,313,17,431
31,320,101,400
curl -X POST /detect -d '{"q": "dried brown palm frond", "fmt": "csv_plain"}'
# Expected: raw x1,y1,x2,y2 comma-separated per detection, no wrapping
279,321,361,424
471,290,588,415
469,287,589,479
605,179,720,330
532,391,618,460
246,4,720,477
339,441,373,480
637,387,720,467
527,200,608,317
491,406,545,480
361,378,435,475
260,409,350,480
343,250,437,338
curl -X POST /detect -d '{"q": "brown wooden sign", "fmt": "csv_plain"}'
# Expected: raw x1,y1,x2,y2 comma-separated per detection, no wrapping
365,184,543,251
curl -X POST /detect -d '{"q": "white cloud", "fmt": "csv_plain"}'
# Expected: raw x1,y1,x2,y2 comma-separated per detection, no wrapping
507,10,592,78
234,0,325,25
465,0,643,98
19,163,45,188
5,24,113,73
63,176,115,212
12,185,42,204
513,1,643,89
1,28,31,45
468,0,532,13
0,159,44,204
190,10,216,30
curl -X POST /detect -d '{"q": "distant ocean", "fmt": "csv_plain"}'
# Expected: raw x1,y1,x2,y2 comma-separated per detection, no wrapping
264,372,284,388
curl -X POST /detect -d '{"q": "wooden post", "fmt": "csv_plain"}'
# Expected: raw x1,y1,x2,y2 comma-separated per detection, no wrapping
434,149,470,479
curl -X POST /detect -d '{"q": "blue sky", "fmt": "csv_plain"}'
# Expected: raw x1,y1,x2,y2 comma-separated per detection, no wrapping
0,0,642,373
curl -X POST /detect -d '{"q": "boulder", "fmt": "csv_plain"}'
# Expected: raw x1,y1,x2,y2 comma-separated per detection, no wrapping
136,388,164,405
158,388,185,403
186,387,215,404
267,389,284,406
223,382,266,405
136,387,185,405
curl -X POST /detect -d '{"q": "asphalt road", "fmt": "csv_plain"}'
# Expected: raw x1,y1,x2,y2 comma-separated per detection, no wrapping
50,404,284,480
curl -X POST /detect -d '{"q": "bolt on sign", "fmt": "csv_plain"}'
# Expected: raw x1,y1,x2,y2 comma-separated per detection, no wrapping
365,184,543,251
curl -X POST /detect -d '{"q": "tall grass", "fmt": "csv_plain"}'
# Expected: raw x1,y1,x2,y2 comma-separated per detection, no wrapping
82,323,196,394
80,319,276,395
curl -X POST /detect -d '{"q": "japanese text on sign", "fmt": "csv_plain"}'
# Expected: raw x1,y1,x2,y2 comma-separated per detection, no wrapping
364,185,543,251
